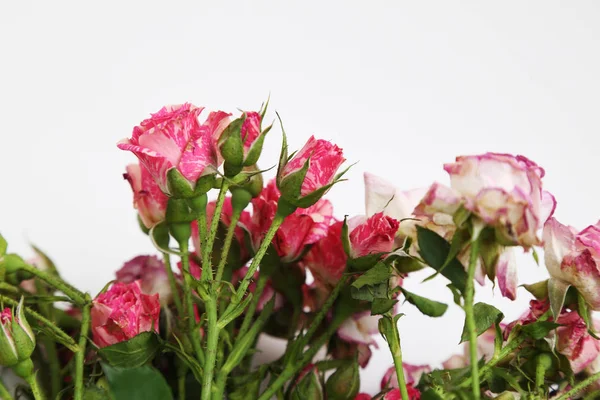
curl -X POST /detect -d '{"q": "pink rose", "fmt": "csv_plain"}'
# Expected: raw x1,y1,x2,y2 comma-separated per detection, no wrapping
115,255,172,306
118,104,230,194
443,153,556,247
381,363,431,389
337,311,380,348
347,213,400,258
123,163,168,229
376,387,421,400
279,136,345,205
354,394,372,400
248,180,334,262
543,217,600,310
91,281,160,348
303,220,347,286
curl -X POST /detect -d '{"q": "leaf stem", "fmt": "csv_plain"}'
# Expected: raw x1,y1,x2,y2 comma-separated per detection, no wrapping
214,208,241,283
238,274,268,338
555,370,600,400
163,253,184,316
202,180,230,281
74,300,91,400
464,238,481,400
179,242,205,366
201,297,218,400
19,264,87,306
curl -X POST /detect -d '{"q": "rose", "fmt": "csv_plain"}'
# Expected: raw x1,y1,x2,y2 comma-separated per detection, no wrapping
347,212,400,259
364,172,427,223
0,299,35,367
248,180,334,262
443,153,556,247
303,220,347,286
118,104,230,195
115,255,172,306
278,136,345,207
91,281,160,348
543,217,600,310
374,387,421,400
441,326,498,369
123,163,168,229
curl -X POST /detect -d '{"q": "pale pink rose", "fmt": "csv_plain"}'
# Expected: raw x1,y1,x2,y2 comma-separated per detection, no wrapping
115,255,172,306
118,104,230,194
279,136,345,198
364,172,427,220
337,312,380,348
496,249,518,301
543,218,600,310
442,325,498,369
555,310,600,373
442,354,467,369
381,363,431,389
123,163,168,229
248,180,334,262
347,213,400,258
443,153,556,247
91,281,160,348
303,220,347,286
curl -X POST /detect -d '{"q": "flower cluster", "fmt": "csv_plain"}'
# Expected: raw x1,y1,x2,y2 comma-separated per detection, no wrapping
2,100,600,400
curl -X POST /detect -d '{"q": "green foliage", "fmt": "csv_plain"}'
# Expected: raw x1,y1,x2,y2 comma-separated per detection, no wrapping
460,302,504,343
399,287,448,318
97,332,162,369
102,364,173,400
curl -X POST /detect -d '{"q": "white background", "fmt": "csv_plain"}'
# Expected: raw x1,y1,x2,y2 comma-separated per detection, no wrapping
1,1,599,395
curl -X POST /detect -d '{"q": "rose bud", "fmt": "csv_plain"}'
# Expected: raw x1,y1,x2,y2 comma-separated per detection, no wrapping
123,163,168,229
118,104,230,197
91,281,160,348
278,135,346,208
218,111,271,176
0,298,35,368
288,364,324,400
325,360,360,400
115,255,172,307
543,217,600,310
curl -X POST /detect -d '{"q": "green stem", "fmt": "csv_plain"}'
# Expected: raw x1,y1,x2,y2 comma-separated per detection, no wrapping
201,297,218,400
238,274,268,338
74,301,91,400
178,374,186,400
35,278,61,398
224,212,285,315
387,316,410,400
0,378,14,400
555,370,600,400
214,209,241,283
179,242,205,366
464,239,481,400
163,253,184,316
19,264,86,306
0,296,79,352
198,205,210,281
26,374,46,400
203,181,230,281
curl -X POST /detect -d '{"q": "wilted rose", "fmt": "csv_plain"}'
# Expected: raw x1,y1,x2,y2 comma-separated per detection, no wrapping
123,163,168,229
543,217,600,310
118,104,230,194
91,281,160,348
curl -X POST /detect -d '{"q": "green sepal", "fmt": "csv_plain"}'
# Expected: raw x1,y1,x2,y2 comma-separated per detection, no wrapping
278,156,310,202
522,280,549,300
548,278,570,321
12,298,35,360
325,360,359,400
97,331,162,368
275,113,289,188
166,168,194,198
219,115,245,169
290,366,324,400
0,321,19,367
577,292,600,340
193,174,215,196
243,122,272,167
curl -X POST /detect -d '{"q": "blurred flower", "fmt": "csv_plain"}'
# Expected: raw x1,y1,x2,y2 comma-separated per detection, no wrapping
347,212,400,258
116,255,172,306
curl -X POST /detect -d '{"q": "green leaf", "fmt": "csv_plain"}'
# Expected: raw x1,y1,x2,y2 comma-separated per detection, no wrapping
341,217,351,256
460,302,504,343
420,389,445,400
0,234,6,256
417,226,467,293
521,321,561,340
351,262,390,289
399,287,448,317
371,298,398,315
102,364,173,400
522,280,548,300
350,282,387,302
97,332,162,368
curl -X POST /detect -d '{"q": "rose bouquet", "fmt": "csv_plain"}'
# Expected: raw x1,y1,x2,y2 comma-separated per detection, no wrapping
1,101,600,400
